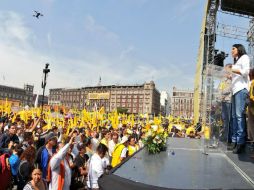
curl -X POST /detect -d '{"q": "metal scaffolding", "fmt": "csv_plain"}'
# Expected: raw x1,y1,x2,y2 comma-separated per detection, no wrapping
201,0,219,131
248,18,254,67
195,0,254,145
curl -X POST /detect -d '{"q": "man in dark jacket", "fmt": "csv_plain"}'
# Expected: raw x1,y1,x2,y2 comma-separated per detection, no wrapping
0,123,19,153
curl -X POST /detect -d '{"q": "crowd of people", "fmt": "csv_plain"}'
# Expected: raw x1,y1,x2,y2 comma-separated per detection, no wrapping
0,111,150,190
0,43,253,190
0,106,194,190
0,99,203,190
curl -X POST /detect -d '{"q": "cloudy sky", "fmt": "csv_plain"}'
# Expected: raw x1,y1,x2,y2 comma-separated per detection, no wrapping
0,0,251,95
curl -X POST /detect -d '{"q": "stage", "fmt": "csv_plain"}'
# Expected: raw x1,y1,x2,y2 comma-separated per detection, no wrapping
99,138,254,190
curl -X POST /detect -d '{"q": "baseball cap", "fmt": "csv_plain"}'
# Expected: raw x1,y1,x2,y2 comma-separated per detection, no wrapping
120,136,129,144
45,132,57,142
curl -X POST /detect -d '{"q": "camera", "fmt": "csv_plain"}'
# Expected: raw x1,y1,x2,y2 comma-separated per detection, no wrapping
43,63,50,74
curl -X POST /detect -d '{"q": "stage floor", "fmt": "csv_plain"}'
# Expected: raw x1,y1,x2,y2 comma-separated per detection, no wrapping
111,138,254,189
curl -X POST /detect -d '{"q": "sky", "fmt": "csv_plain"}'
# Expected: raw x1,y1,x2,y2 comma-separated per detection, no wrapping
0,0,252,95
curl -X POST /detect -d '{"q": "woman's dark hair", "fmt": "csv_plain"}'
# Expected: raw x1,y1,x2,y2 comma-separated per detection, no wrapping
14,144,24,157
101,129,110,139
20,146,36,164
84,137,92,146
23,132,33,141
128,135,135,142
96,143,108,155
250,68,254,81
111,132,119,138
233,44,247,63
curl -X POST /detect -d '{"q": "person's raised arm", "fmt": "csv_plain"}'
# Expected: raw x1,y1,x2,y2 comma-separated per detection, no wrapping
27,117,41,132
50,135,75,170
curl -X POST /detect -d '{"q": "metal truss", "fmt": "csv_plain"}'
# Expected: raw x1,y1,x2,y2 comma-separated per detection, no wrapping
201,0,219,129
248,19,254,66
216,23,249,41
201,0,254,142
218,9,253,19
216,19,254,66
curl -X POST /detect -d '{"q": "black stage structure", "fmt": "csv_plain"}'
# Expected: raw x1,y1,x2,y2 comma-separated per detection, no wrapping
99,138,254,190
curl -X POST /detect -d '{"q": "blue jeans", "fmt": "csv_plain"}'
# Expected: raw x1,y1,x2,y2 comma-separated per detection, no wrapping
231,89,249,145
221,102,231,143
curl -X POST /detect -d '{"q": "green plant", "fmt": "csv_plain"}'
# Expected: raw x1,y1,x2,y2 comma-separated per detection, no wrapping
142,125,168,154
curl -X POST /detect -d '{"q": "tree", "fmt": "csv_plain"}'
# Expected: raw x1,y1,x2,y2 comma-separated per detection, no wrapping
117,107,128,114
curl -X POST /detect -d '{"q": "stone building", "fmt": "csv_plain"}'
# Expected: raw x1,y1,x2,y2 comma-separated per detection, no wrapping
171,87,194,118
0,84,34,106
49,81,160,115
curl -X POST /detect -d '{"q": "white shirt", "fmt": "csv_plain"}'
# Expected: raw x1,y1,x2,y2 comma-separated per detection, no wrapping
120,147,128,158
87,153,104,189
49,143,72,190
71,144,79,159
102,157,110,168
138,140,144,148
47,148,53,157
108,140,117,157
232,54,250,95
91,138,99,152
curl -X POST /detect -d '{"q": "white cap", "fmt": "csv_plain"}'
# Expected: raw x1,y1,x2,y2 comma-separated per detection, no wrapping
4,125,9,132
120,136,128,144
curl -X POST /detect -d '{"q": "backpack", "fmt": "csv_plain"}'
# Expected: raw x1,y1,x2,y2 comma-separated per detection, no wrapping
0,153,10,173
18,160,28,179
35,145,45,169
17,160,31,190
0,153,12,190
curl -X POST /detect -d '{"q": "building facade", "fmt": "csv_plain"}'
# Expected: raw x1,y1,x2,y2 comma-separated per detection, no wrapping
0,84,34,106
171,87,194,118
33,94,49,107
160,91,171,116
49,81,161,115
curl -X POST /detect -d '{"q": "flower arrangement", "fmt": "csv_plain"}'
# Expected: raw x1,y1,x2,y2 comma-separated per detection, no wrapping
142,124,168,154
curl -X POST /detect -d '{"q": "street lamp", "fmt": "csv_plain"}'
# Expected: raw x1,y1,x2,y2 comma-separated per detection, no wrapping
41,63,50,115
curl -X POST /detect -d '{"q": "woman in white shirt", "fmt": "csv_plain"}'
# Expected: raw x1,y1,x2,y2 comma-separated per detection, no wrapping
229,44,250,154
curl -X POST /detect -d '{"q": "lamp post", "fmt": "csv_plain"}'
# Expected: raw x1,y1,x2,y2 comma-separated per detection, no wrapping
41,63,50,115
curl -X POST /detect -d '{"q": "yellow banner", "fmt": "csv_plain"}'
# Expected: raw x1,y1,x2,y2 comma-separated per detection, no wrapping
88,93,110,100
